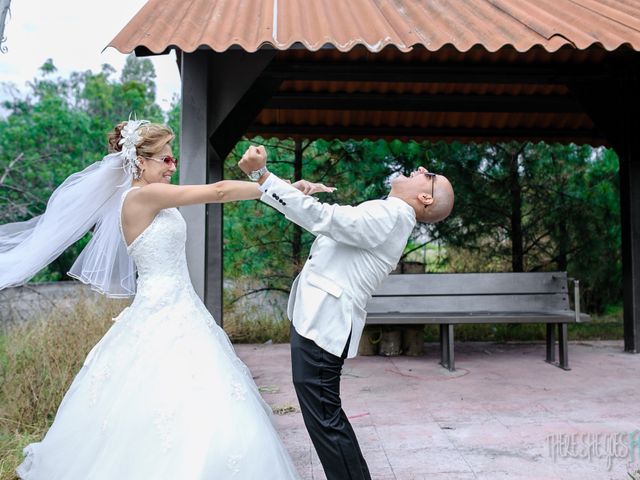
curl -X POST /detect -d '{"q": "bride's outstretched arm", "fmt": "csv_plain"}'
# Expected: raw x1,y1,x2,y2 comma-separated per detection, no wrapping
133,146,332,212
133,180,262,211
132,178,333,213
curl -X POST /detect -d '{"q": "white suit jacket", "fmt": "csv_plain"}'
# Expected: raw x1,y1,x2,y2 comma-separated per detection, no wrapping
259,174,416,358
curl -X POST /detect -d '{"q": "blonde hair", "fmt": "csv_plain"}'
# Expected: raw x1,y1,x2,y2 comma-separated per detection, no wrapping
108,121,175,158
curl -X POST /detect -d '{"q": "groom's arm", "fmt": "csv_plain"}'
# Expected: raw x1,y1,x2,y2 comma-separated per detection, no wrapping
258,173,399,249
238,145,400,249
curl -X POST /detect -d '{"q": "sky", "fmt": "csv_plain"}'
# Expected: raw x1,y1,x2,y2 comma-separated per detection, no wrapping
0,0,181,112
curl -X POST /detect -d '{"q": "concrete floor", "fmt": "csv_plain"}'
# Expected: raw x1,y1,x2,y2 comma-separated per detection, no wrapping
235,340,640,480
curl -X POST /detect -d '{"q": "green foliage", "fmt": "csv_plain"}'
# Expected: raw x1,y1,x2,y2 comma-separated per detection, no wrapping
424,141,621,312
0,57,172,281
0,58,622,314
166,96,181,150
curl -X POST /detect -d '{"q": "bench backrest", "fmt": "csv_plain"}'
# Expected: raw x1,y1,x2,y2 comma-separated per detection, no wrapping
366,272,571,314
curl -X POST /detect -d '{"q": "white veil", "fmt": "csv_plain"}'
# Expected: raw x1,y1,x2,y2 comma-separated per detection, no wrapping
0,152,137,297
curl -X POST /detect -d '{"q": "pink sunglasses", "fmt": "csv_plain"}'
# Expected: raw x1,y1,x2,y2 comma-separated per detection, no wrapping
146,155,178,167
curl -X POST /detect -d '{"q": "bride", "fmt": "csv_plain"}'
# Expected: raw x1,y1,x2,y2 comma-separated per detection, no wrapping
0,119,330,479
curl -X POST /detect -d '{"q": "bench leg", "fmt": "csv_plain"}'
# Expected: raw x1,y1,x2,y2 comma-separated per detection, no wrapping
545,323,571,371
545,323,556,364
446,325,455,371
439,324,447,367
438,324,455,372
439,325,455,371
558,323,571,371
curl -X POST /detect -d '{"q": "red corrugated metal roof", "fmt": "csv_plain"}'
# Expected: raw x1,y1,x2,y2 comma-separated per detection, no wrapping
108,0,640,54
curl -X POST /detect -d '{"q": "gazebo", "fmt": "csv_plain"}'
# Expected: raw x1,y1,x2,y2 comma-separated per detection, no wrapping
109,0,640,353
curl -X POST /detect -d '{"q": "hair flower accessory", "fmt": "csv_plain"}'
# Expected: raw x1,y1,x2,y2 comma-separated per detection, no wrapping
119,118,150,178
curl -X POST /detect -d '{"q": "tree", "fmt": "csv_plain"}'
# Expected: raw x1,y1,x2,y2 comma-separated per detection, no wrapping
0,59,169,280
427,141,621,312
0,0,11,53
121,54,157,101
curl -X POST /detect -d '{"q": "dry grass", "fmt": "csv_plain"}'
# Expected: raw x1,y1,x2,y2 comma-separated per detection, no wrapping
223,313,291,344
222,285,291,344
271,404,297,415
0,295,128,480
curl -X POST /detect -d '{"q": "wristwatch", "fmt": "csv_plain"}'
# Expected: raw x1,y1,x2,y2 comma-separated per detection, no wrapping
247,166,268,181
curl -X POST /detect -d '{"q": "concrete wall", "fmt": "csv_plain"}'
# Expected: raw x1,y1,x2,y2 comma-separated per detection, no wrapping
0,282,109,329
0,280,288,330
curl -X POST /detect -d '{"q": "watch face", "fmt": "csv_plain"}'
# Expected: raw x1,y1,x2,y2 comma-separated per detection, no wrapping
249,167,265,181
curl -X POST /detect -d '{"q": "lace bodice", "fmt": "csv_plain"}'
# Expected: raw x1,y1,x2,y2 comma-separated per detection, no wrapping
119,187,192,301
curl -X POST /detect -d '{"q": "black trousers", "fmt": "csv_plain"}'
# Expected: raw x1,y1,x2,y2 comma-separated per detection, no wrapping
290,324,372,480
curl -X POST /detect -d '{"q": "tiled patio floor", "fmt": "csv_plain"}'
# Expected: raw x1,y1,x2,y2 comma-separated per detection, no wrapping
236,340,640,480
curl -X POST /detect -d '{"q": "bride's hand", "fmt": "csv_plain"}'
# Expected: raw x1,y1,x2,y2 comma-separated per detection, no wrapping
289,180,336,195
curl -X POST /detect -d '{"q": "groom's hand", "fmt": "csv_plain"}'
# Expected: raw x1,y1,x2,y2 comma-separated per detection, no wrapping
238,145,267,175
291,179,337,195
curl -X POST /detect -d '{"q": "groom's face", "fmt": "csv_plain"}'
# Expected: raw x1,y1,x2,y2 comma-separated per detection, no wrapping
390,168,454,223
390,167,434,197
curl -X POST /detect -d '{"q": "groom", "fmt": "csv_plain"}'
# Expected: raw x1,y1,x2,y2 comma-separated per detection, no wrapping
239,146,454,480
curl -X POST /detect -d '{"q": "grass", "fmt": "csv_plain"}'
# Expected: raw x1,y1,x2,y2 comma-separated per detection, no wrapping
0,431,40,480
222,284,291,344
0,295,127,480
223,312,291,344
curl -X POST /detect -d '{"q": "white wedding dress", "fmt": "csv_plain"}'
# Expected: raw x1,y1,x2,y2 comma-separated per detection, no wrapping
16,187,300,480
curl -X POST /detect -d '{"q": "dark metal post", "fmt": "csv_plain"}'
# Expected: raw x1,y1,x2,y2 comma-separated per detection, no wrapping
180,50,210,308
545,323,556,363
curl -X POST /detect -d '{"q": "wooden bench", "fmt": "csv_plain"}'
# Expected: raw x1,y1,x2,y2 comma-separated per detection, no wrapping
365,272,589,371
